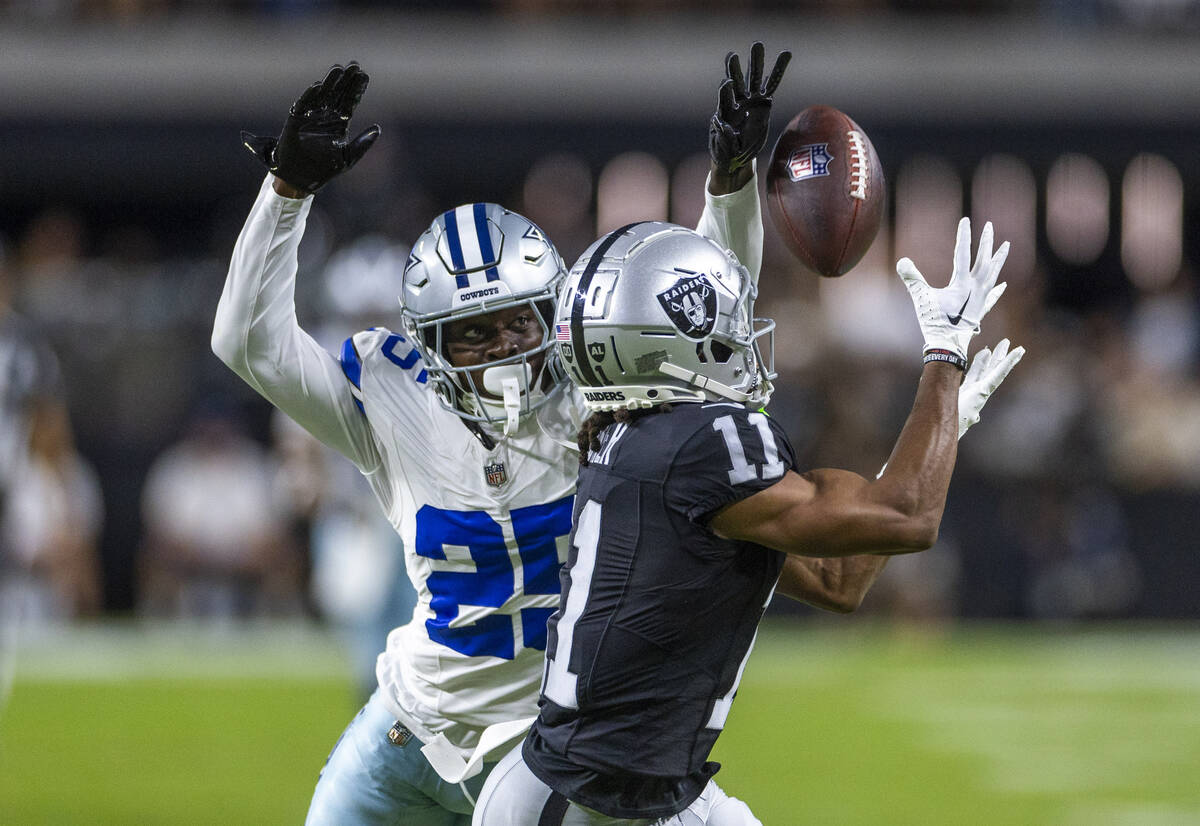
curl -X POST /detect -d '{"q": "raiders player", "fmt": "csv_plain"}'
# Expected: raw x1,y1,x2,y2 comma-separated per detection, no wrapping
215,47,794,825
472,219,1023,824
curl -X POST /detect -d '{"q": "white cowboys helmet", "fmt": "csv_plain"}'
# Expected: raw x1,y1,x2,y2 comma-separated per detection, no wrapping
555,222,775,413
399,203,569,431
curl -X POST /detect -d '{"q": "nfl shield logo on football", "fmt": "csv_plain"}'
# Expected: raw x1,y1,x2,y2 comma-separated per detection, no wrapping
787,143,833,181
484,461,508,488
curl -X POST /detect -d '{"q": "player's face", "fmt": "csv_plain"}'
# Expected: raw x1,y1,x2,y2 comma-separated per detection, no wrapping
444,305,545,396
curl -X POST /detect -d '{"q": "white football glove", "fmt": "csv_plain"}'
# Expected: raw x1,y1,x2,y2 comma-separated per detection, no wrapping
957,338,1024,439
896,217,1009,362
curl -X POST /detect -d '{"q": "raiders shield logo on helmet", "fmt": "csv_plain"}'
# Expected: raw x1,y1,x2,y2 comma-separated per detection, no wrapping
656,274,717,341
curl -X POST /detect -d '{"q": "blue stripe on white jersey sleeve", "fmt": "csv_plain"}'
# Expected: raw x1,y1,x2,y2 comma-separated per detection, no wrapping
338,336,366,414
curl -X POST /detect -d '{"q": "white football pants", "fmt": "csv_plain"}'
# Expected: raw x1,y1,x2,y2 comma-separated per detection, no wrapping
472,742,762,826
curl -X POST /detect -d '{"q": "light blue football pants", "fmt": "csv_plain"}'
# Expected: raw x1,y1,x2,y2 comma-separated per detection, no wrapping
306,688,492,826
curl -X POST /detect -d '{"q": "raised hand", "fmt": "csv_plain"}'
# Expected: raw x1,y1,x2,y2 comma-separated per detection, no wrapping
708,42,791,175
896,217,1010,366
241,61,380,194
958,338,1024,438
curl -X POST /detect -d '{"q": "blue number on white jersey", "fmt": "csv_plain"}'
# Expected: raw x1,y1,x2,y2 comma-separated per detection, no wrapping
381,333,428,383
511,498,574,651
414,496,573,659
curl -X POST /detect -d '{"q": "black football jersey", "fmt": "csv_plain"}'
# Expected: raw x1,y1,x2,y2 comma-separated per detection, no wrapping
523,401,795,819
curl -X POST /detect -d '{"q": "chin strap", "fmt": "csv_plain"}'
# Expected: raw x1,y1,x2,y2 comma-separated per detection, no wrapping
657,361,753,403
499,375,521,436
481,363,533,437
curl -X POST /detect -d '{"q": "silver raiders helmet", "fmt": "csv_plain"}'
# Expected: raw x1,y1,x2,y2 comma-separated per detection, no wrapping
399,203,569,427
555,221,775,413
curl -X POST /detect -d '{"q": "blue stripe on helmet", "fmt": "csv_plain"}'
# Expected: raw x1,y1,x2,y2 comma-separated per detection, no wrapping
472,203,501,282
442,208,469,288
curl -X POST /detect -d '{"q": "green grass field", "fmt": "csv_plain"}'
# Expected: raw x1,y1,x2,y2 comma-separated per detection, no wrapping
2,621,1198,825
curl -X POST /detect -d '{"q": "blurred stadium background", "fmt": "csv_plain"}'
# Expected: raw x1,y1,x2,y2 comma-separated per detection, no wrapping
1,1,1199,824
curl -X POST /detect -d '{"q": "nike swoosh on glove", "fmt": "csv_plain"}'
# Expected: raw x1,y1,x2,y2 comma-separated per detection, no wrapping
896,217,1009,360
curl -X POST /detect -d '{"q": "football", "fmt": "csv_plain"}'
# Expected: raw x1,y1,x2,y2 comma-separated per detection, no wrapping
766,105,886,277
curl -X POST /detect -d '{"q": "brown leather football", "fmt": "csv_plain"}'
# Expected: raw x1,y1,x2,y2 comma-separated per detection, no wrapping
766,105,886,277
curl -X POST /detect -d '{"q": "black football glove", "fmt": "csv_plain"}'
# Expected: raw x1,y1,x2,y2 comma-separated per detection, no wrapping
241,61,380,194
708,42,791,175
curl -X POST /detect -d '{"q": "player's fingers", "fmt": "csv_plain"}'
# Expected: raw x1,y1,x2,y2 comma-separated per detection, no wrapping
989,241,1011,281
762,50,792,97
974,221,994,273
293,81,324,114
952,217,971,283
981,281,1007,317
964,346,991,384
986,344,1025,391
716,79,737,120
896,257,928,288
344,124,381,168
747,41,765,95
319,63,345,99
240,132,276,167
335,63,370,118
726,51,745,95
990,338,1010,363
329,62,357,110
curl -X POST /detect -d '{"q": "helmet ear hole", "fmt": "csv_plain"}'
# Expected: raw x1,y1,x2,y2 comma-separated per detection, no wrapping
710,340,734,364
422,327,440,355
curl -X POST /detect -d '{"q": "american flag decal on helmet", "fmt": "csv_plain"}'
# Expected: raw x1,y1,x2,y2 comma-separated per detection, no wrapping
555,323,572,341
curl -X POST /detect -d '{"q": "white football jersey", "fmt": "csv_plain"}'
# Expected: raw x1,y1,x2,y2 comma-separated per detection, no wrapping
342,326,584,751
213,171,764,769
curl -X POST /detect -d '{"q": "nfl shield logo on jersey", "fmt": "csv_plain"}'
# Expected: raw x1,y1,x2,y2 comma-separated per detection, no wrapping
656,274,717,341
786,143,834,181
484,461,508,488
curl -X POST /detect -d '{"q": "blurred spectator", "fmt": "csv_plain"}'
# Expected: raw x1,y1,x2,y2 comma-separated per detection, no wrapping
3,243,99,627
1095,279,1200,489
519,152,596,265
1005,481,1141,620
2,397,104,622
866,536,963,623
272,410,413,699
138,401,302,620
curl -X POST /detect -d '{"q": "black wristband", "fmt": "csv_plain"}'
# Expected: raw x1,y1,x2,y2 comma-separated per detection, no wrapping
923,349,967,371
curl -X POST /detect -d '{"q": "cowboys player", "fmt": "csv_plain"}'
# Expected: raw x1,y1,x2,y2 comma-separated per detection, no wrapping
471,220,1023,824
214,47,794,824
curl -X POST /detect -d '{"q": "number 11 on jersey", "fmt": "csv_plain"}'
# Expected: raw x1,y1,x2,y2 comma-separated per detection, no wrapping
543,499,601,709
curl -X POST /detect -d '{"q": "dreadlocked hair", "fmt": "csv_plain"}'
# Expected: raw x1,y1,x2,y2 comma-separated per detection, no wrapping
577,404,673,467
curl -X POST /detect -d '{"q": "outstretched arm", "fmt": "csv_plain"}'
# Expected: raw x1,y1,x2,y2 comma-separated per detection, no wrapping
213,62,382,471
778,337,1024,609
715,361,961,558
711,218,1013,560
